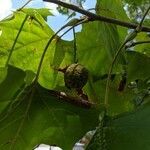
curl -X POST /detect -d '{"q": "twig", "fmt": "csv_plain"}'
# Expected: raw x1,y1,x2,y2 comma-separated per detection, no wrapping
17,0,32,11
126,40,150,48
44,89,96,109
43,0,150,32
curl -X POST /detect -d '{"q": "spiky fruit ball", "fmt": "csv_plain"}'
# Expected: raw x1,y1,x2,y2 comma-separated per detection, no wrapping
64,63,88,89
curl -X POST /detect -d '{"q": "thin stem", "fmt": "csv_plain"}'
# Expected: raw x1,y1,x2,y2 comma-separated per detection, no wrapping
104,43,126,106
34,29,61,83
17,0,32,11
43,0,150,32
126,40,150,48
59,17,88,39
138,6,150,31
73,27,77,63
5,15,28,67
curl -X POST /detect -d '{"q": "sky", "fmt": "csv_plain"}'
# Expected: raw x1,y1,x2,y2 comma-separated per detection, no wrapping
0,0,12,20
0,0,96,149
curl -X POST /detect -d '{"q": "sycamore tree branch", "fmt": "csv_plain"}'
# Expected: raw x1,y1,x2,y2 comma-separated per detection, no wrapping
46,89,96,109
43,0,150,32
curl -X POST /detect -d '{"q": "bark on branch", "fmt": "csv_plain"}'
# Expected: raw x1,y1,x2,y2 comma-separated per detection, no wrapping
43,0,150,32
47,90,96,109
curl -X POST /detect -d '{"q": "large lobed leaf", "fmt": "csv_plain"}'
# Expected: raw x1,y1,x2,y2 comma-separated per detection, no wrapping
105,100,150,150
0,66,99,150
0,65,25,114
126,50,150,81
0,8,55,88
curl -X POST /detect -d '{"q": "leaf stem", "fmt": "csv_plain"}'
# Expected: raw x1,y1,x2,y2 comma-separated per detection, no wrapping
34,29,62,83
73,27,77,63
104,43,126,106
17,0,32,11
5,15,28,67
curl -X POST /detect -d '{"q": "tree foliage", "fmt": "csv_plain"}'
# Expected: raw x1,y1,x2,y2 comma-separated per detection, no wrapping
0,0,150,150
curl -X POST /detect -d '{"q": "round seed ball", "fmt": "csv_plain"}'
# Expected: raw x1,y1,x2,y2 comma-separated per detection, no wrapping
64,63,88,89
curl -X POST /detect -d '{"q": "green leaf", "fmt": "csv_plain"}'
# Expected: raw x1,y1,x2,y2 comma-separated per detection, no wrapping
53,39,74,67
126,51,150,81
0,65,25,113
0,83,99,150
24,70,36,85
0,9,56,89
22,8,53,21
134,33,150,56
76,6,127,76
0,12,52,71
75,21,133,114
89,78,134,115
98,22,126,64
96,0,128,64
106,101,150,150
0,67,7,84
76,22,112,75
96,0,129,20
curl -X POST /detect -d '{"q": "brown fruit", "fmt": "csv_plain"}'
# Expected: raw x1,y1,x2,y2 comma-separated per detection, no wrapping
64,63,88,89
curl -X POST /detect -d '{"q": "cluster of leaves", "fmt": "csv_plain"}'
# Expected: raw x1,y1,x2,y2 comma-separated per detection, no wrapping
0,0,150,150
